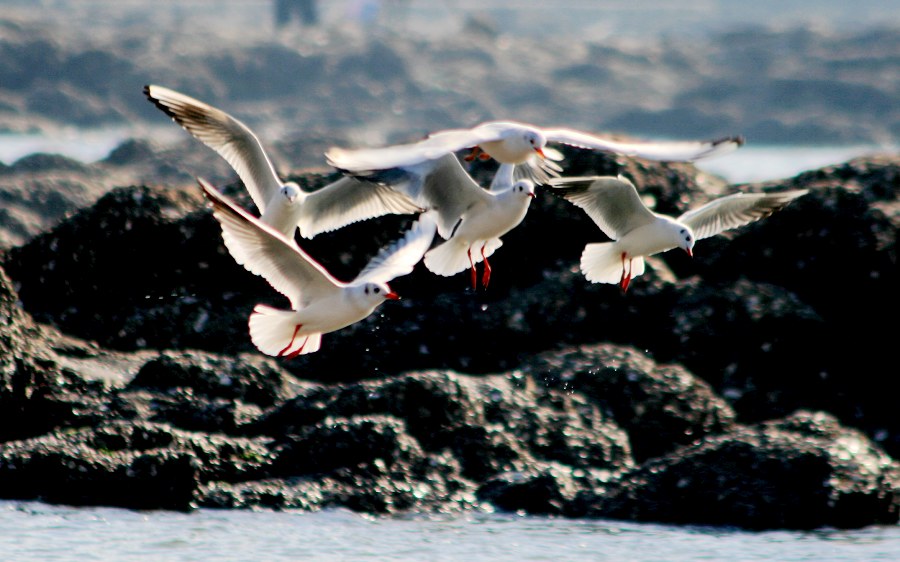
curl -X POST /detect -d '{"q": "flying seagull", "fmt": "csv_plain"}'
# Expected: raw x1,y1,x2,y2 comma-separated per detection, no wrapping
549,175,808,291
326,120,744,183
199,177,436,357
145,84,422,240
353,153,536,290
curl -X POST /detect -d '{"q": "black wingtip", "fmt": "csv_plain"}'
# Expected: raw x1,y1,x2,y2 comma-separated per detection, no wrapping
717,135,746,147
142,84,181,122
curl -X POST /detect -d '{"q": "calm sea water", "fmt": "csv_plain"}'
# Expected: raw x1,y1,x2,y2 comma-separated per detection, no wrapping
2,134,899,560
1,501,899,562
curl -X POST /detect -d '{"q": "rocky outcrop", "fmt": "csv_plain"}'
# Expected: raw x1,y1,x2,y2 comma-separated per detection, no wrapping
573,411,900,530
0,152,897,529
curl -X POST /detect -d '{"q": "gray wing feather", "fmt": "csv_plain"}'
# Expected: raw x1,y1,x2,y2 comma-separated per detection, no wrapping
549,175,657,239
678,189,809,240
324,126,499,173
543,128,744,162
145,85,282,214
298,176,424,238
414,155,491,238
356,213,438,284
199,178,341,309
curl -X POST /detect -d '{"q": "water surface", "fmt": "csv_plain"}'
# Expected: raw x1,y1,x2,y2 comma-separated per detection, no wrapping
2,501,899,562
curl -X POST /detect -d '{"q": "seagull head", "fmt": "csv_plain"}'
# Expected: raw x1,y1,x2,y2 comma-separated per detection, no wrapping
522,129,547,159
361,282,400,303
280,182,302,204
676,224,695,257
514,180,536,199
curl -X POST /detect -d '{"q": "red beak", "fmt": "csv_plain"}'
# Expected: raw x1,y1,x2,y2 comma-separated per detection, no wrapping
385,291,400,301
685,248,693,258
534,147,546,158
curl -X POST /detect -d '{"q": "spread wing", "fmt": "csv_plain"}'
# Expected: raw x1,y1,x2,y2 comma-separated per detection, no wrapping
298,175,424,239
548,175,657,240
489,163,517,192
198,177,341,309
678,189,809,241
324,122,508,173
145,84,283,214
355,212,438,284
543,128,744,162
350,153,491,239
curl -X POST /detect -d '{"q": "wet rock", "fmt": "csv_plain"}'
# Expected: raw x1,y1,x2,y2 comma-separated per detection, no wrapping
524,344,736,462
271,415,426,477
0,265,111,442
2,183,272,351
200,417,477,514
0,420,272,510
575,411,900,529
477,462,584,515
253,370,632,482
129,350,301,408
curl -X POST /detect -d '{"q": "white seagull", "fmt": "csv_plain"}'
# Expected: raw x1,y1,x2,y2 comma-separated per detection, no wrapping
325,120,744,183
145,84,422,240
549,175,809,291
198,177,436,358
361,153,536,290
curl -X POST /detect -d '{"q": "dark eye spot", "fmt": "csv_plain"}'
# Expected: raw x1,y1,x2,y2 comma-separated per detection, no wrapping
364,287,369,294
374,287,380,294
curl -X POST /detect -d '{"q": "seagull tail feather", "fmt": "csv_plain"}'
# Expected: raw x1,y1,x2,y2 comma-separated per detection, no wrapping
249,305,322,357
424,239,503,277
580,242,644,285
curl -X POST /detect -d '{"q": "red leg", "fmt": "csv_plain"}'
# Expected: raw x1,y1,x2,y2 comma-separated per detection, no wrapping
481,244,492,289
478,151,492,161
284,336,309,360
467,247,477,291
464,146,482,162
620,254,633,292
278,324,303,357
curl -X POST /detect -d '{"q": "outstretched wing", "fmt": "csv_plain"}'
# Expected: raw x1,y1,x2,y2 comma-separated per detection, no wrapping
298,176,424,239
145,84,282,213
356,212,438,284
324,123,507,174
548,175,657,240
198,177,341,309
678,189,809,240
543,128,744,162
350,153,491,239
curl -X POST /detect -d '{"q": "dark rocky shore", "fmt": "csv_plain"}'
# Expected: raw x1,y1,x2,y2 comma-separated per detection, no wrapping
1,6,899,531
1,143,898,530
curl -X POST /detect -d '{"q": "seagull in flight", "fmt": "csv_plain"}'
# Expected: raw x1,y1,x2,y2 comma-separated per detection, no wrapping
549,175,808,291
145,84,422,240
356,153,536,290
199,177,436,358
325,120,744,183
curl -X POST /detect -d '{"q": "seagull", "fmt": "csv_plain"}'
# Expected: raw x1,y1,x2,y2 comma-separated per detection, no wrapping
358,153,536,290
325,120,744,183
198,177,436,358
144,84,422,239
549,175,809,291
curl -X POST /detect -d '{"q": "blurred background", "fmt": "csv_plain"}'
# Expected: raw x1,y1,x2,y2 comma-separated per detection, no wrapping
1,0,898,182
